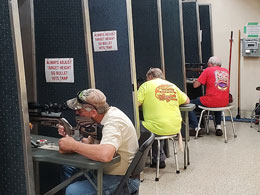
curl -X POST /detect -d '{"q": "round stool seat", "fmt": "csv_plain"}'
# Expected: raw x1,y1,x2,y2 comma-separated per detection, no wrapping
155,135,177,140
198,105,234,112
256,86,260,91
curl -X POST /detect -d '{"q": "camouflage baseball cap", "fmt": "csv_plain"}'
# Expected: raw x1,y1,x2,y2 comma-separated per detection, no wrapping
67,89,107,110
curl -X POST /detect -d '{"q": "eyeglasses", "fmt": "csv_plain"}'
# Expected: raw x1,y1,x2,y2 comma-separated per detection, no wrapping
77,91,97,110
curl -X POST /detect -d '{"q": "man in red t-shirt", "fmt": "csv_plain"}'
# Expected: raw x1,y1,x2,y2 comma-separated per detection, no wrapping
189,56,230,136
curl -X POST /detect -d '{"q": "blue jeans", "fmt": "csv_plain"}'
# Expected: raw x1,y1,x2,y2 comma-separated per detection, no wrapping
188,97,222,129
62,166,140,195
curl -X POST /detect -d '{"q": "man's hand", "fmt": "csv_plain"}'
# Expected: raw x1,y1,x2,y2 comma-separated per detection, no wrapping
81,136,94,144
58,124,66,137
29,122,33,130
193,80,202,88
59,135,76,153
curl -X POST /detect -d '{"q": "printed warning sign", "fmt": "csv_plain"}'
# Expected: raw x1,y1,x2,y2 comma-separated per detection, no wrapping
93,30,118,52
45,58,74,83
244,22,260,37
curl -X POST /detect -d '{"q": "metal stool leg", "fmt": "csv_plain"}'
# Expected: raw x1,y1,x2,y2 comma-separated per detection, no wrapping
206,110,210,134
228,109,237,138
172,138,180,174
187,144,190,165
155,139,160,181
150,148,152,166
196,110,206,138
222,111,228,143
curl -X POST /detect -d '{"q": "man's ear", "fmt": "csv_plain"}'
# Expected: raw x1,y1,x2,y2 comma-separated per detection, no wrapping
147,75,152,81
90,109,98,117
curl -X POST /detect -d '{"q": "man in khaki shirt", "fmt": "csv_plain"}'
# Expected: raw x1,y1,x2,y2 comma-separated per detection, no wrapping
58,89,139,195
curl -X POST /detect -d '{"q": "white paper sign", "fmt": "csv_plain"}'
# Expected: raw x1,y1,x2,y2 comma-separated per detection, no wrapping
93,30,118,52
45,58,74,83
246,25,260,36
39,144,59,151
244,22,260,37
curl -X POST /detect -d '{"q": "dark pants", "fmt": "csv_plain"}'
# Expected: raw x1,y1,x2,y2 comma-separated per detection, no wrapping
188,97,222,129
140,122,166,163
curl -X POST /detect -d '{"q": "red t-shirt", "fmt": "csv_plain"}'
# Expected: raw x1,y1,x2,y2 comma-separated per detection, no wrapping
198,66,229,107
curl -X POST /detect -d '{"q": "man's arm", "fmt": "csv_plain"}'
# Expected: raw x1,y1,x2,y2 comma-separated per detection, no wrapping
59,135,116,162
193,80,202,88
137,84,145,107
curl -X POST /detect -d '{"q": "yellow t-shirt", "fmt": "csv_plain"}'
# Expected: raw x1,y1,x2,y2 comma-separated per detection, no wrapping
138,78,188,135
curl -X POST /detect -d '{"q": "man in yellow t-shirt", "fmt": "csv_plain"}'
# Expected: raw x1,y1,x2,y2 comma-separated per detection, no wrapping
138,68,190,168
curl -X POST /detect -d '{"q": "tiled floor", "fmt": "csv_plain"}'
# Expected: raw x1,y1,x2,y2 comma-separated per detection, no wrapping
139,122,260,195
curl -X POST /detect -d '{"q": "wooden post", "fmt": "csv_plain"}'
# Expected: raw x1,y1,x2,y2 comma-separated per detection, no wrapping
236,30,241,119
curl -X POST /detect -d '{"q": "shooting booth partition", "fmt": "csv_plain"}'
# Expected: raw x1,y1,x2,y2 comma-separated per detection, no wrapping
88,0,138,127
132,0,187,135
161,0,186,90
132,0,162,80
32,0,138,135
31,0,92,193
182,1,204,100
132,0,185,91
0,0,34,194
182,1,202,64
21,0,139,194
33,0,90,130
199,4,214,64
